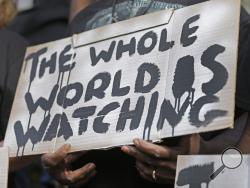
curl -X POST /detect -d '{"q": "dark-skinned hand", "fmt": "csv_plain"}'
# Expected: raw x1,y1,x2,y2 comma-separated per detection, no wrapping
41,144,96,187
121,136,191,184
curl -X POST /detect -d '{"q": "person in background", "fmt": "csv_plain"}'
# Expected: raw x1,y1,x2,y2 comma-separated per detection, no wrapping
9,0,70,45
0,0,26,162
0,1,41,188
69,0,95,22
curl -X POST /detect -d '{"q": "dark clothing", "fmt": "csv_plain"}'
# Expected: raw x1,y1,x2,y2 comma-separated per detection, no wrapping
236,20,250,112
0,28,27,188
68,1,250,188
0,28,27,140
69,0,205,34
9,0,69,45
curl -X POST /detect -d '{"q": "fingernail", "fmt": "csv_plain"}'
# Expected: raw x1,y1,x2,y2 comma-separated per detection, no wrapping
88,163,96,169
121,146,130,153
64,144,71,152
133,139,140,146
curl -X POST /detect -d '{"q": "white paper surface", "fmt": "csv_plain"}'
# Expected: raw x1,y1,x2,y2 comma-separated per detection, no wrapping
4,0,240,157
161,0,240,137
175,155,250,188
0,147,9,188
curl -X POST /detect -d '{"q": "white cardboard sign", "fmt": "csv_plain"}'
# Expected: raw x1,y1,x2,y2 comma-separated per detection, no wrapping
4,0,240,156
0,147,9,188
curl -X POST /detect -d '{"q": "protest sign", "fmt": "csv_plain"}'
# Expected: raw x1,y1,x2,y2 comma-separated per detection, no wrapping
175,154,250,188
4,0,240,156
0,147,9,188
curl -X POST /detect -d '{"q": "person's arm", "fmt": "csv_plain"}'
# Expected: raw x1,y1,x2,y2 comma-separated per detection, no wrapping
70,0,96,22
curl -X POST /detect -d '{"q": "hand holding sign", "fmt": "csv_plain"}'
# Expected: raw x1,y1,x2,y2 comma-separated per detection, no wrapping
41,144,96,186
121,136,190,184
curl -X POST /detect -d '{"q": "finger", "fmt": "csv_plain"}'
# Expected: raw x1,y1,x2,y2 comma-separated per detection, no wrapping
136,165,152,182
64,163,96,184
156,168,176,184
122,145,177,170
134,137,190,160
65,151,88,164
42,144,71,168
72,170,97,188
136,161,175,184
121,146,155,165
136,161,153,178
133,139,177,160
150,160,177,171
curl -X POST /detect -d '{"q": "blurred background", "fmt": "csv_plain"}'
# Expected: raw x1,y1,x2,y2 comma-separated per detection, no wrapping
242,0,250,13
